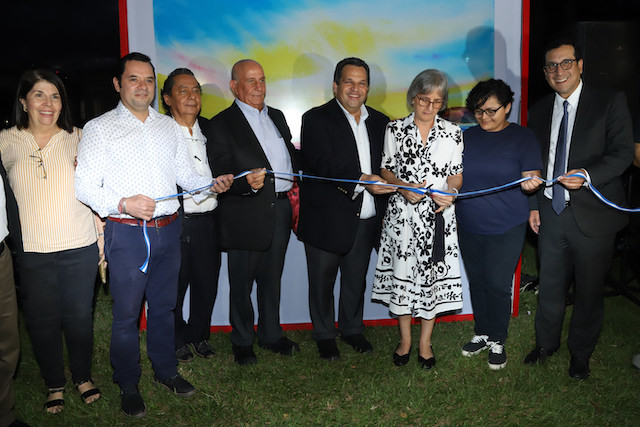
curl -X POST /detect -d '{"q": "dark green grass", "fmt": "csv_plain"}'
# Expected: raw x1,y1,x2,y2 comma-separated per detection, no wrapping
13,245,640,426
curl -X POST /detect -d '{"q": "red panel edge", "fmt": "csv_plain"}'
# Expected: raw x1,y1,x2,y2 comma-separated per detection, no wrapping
520,0,530,126
207,314,476,333
118,0,129,57
513,255,522,317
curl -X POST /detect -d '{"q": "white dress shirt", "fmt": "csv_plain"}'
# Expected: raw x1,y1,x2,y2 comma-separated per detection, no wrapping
235,99,293,192
544,79,583,200
336,102,375,220
179,120,217,214
75,102,213,218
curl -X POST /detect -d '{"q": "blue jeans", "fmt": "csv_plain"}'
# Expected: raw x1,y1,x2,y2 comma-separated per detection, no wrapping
105,219,181,387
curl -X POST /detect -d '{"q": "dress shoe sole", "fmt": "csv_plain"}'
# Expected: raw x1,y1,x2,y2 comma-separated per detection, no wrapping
122,406,147,419
154,380,197,397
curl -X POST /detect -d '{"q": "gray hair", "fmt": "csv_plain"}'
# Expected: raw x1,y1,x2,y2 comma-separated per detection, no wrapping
406,69,448,112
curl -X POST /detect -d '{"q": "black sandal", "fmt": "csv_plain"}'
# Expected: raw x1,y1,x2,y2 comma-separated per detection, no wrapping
75,379,101,404
44,387,65,414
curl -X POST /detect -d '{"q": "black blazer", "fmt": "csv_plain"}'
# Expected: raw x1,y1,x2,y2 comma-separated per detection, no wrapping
204,102,298,250
297,98,390,254
528,85,634,236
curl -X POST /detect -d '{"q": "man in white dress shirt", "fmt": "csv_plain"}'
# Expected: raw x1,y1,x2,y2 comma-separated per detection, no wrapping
161,68,221,363
75,52,232,418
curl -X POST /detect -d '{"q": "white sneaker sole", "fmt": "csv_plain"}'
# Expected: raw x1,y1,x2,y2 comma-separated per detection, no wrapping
488,361,507,370
461,345,489,357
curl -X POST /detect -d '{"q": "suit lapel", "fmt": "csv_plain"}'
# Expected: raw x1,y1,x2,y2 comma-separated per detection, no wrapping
329,99,362,171
228,102,272,168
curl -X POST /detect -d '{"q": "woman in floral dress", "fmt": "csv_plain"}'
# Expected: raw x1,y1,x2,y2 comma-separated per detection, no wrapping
372,69,463,369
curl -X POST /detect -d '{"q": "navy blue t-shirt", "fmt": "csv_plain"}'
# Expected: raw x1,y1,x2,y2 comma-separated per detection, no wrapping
457,123,543,234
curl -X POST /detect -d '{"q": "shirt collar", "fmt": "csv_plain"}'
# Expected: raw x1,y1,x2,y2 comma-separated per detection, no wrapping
116,101,159,122
554,79,583,110
235,98,268,117
336,99,369,124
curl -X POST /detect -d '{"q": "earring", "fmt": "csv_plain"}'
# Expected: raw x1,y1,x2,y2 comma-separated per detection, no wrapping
22,104,27,112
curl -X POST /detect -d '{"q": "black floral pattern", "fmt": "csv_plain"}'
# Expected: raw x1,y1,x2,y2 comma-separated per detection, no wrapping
372,113,464,319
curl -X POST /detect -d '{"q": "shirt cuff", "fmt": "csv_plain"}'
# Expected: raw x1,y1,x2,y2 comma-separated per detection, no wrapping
352,184,365,200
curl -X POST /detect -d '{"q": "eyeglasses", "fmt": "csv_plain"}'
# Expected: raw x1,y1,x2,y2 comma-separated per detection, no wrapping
474,105,504,117
544,58,577,73
29,150,47,179
416,95,443,109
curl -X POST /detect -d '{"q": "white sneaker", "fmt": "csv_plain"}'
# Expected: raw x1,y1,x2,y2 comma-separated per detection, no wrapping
487,341,507,370
461,335,489,357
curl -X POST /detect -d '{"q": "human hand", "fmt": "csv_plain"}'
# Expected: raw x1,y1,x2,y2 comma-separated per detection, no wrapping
521,171,543,192
528,210,541,234
558,168,587,190
432,190,456,213
212,174,234,193
122,195,156,221
360,173,397,195
247,168,267,190
399,180,426,204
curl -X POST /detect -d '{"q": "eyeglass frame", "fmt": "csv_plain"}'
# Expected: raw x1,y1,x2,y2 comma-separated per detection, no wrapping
29,150,47,179
474,104,504,117
415,95,444,109
543,58,577,73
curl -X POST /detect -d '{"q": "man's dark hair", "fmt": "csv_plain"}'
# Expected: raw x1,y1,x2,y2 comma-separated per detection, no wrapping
13,68,73,132
543,37,583,62
114,52,155,84
465,78,515,119
160,68,199,114
333,57,370,86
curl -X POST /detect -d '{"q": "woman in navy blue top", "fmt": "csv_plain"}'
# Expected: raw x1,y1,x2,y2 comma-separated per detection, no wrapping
456,79,542,370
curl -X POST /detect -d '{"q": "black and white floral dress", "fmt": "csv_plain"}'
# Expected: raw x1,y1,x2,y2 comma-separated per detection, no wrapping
372,113,464,319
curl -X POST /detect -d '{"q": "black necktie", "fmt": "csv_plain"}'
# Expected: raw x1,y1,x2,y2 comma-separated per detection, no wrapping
552,100,569,215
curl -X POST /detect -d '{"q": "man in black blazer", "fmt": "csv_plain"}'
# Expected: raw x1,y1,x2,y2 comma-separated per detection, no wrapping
298,57,395,360
206,59,300,365
525,39,633,379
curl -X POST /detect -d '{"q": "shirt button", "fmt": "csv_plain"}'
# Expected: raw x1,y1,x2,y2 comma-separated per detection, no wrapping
270,177,275,183
270,202,275,208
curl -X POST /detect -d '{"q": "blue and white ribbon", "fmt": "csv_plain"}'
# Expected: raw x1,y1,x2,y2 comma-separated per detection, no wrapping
138,170,637,273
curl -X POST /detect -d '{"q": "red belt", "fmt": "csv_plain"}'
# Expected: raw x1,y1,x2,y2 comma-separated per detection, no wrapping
108,212,178,228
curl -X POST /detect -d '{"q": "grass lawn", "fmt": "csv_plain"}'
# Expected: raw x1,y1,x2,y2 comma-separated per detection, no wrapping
12,243,640,426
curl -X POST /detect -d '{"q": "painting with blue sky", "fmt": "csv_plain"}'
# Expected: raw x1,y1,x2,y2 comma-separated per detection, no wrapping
153,0,494,139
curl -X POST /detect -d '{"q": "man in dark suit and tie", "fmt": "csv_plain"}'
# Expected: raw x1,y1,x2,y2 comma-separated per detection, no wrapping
525,38,633,379
298,57,396,361
206,59,300,365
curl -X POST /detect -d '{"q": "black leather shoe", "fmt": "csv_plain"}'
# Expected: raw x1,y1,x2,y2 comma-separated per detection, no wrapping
232,344,258,365
524,346,557,365
341,333,373,354
569,357,590,379
317,338,340,361
192,340,215,358
175,345,194,362
393,345,411,366
154,374,196,397
259,337,300,356
120,384,146,418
